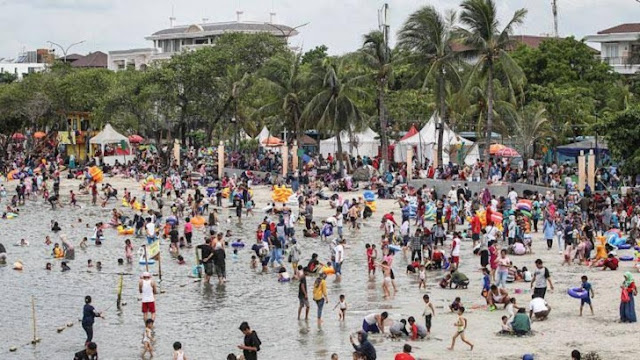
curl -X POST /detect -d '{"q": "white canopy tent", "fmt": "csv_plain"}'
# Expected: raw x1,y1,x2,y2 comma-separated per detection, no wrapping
255,126,271,144
90,124,133,166
319,127,380,158
394,114,479,166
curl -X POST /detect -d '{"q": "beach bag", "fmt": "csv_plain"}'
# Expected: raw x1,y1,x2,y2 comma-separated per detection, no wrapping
621,289,631,303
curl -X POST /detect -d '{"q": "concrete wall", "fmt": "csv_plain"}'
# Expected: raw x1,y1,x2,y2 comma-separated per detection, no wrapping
409,178,558,198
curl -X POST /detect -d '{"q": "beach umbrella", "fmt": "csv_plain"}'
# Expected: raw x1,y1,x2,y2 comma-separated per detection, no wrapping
33,131,46,139
489,144,505,155
495,147,520,158
11,133,25,141
129,134,144,143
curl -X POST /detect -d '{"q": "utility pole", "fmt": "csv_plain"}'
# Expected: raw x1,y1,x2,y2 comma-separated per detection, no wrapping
551,0,559,37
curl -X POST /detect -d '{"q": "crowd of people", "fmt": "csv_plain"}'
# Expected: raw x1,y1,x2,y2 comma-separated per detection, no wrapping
1,139,639,360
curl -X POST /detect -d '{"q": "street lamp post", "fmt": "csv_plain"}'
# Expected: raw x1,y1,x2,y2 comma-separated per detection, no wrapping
47,40,86,63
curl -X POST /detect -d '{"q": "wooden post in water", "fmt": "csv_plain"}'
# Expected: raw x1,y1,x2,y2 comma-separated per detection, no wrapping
195,247,201,279
31,296,38,344
157,253,162,281
117,274,123,310
143,245,149,273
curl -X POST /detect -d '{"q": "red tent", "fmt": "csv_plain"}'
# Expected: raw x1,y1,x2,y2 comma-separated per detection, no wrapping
400,125,418,141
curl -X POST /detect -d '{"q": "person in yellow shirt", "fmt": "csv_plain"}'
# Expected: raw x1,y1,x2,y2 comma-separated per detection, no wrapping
312,273,329,326
52,243,64,258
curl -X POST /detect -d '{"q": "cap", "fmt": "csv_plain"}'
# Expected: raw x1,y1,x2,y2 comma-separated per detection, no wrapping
403,344,412,353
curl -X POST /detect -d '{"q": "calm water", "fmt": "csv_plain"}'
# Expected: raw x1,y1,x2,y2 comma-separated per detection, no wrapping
0,192,424,360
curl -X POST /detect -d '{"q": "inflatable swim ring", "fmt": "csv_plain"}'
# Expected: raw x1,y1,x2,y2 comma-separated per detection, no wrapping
117,226,134,235
388,244,402,253
190,216,205,227
278,277,291,282
321,266,336,275
6,212,18,219
618,244,632,250
567,287,589,299
620,255,634,261
90,236,106,241
231,242,245,248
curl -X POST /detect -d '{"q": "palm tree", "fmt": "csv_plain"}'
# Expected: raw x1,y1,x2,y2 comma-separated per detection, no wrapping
257,52,307,150
458,0,527,175
215,64,252,148
399,6,461,167
361,30,392,172
303,58,368,173
510,104,550,165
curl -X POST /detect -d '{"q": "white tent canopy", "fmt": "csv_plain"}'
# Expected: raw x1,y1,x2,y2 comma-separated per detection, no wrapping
255,126,271,144
90,124,129,149
319,127,380,158
394,114,478,166
89,124,132,165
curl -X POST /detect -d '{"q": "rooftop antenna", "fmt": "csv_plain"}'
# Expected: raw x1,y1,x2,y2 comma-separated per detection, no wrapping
551,0,559,37
236,0,243,22
270,0,276,23
169,4,176,28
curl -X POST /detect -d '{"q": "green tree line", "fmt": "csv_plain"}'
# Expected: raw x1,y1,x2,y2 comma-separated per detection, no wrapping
0,0,638,173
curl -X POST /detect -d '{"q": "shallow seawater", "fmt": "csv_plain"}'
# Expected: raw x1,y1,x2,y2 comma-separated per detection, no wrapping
0,195,423,360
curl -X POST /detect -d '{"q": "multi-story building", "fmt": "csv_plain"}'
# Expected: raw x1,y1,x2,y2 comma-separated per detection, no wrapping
108,20,298,71
585,23,640,75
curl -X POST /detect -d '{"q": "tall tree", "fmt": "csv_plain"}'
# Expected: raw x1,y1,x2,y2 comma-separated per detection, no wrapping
399,6,460,167
303,58,367,173
509,104,550,165
361,30,393,172
458,0,527,175
258,51,308,150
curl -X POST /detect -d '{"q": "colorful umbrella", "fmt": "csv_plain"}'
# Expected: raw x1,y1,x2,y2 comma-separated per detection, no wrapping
33,131,46,139
128,135,144,143
489,144,506,155
495,147,520,158
11,133,25,141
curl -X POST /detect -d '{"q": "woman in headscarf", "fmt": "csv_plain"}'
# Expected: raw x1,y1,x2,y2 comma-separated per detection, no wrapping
620,272,637,323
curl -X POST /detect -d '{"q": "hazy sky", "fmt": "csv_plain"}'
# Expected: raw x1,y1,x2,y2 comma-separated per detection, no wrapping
0,0,638,58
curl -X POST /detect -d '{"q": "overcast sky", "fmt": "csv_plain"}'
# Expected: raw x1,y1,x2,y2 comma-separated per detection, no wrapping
0,0,638,58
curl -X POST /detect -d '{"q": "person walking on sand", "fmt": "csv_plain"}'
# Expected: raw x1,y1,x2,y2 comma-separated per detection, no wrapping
139,272,157,322
620,271,637,323
531,259,554,298
579,275,594,316
447,307,473,351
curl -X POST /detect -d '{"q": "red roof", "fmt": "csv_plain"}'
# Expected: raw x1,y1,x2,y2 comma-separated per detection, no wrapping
400,125,418,141
598,23,640,35
71,51,108,68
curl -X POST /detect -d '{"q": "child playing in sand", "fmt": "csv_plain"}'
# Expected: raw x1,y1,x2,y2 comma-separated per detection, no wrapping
500,315,512,334
448,307,473,351
142,319,154,358
250,255,258,269
450,297,462,312
422,294,436,337
579,275,594,316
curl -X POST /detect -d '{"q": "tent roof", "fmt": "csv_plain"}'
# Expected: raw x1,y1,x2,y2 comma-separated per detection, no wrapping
400,125,418,141
397,114,462,146
299,134,317,146
321,127,380,144
89,124,128,145
256,126,270,143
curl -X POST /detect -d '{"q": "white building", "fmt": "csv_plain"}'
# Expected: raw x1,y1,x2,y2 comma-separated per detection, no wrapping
0,62,46,80
585,23,640,75
108,21,298,71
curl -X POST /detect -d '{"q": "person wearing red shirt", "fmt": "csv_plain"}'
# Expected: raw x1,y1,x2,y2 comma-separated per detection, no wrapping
394,344,415,360
471,213,482,248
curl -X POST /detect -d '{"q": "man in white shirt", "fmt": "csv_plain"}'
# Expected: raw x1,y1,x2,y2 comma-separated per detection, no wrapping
450,234,461,270
400,219,410,246
528,295,551,321
508,188,518,208
334,239,345,281
336,211,344,238
145,217,156,243
447,186,457,203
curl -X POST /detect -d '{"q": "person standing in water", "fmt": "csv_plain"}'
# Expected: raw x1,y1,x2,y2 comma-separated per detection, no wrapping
139,272,157,322
82,296,102,345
